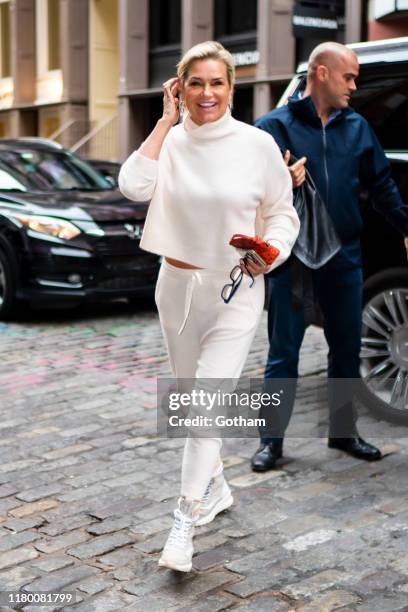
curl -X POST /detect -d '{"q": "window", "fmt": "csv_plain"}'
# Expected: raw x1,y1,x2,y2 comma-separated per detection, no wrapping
293,0,346,64
48,0,60,70
0,149,113,191
149,0,181,48
352,67,408,150
0,1,11,78
0,167,27,192
214,0,257,38
294,0,344,10
149,0,181,87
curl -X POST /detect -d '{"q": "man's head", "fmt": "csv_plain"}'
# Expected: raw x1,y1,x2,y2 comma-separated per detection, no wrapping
306,42,359,109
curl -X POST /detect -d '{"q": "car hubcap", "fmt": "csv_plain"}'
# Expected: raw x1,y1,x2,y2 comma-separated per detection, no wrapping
361,288,408,411
0,259,5,307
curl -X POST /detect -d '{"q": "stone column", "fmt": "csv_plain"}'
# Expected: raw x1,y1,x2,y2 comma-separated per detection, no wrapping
118,0,149,160
10,0,36,105
60,0,89,102
119,0,148,95
182,0,213,53
254,0,295,119
345,0,362,43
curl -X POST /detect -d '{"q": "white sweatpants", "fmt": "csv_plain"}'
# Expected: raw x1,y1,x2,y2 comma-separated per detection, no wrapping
155,259,264,500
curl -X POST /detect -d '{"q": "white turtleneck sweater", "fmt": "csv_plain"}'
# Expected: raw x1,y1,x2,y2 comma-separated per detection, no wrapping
119,111,299,271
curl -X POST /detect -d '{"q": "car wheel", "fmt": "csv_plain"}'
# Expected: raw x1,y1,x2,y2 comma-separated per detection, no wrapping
0,240,17,321
359,267,408,424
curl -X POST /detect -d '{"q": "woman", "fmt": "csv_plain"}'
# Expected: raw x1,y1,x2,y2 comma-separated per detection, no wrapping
119,41,299,572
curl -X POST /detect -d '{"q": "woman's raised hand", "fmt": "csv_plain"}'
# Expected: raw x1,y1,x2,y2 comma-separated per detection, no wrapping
162,78,180,126
137,78,179,159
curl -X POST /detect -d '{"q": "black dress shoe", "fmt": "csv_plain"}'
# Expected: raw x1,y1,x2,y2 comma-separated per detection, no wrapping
328,436,382,461
251,442,283,472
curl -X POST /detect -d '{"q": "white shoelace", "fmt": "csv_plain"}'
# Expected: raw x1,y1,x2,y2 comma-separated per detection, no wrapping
168,510,194,547
202,479,214,505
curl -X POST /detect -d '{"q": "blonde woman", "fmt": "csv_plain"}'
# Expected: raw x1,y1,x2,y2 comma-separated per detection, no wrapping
119,41,299,572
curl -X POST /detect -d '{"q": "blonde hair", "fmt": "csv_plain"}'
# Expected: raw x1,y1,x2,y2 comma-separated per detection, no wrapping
176,41,235,90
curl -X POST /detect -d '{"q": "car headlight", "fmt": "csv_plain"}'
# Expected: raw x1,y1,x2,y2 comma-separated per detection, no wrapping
14,214,81,240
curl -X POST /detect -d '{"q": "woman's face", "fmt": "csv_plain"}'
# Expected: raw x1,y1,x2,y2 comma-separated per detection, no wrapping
181,58,231,125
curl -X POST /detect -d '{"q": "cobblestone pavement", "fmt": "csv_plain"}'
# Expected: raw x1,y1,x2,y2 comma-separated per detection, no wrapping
0,298,407,611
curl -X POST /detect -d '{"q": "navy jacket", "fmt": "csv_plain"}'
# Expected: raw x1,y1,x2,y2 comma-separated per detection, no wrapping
256,95,408,270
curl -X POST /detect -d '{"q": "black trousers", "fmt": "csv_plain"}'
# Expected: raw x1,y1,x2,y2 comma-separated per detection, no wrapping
260,261,363,442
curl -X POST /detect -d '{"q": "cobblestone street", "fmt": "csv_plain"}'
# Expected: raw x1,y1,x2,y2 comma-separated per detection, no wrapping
0,298,408,611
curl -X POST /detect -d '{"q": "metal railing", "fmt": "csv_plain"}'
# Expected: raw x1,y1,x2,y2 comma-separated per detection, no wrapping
71,114,118,161
49,119,94,150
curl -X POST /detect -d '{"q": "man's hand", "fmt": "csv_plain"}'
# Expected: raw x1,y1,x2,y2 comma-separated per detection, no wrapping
404,237,408,259
284,149,307,188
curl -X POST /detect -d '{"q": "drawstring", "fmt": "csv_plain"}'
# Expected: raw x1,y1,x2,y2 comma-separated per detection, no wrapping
178,272,202,335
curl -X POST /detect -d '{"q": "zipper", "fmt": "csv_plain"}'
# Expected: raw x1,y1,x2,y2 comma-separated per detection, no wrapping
322,123,329,206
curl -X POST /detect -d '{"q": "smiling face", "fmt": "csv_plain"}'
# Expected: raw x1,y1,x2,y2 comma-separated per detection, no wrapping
181,58,232,125
320,52,360,109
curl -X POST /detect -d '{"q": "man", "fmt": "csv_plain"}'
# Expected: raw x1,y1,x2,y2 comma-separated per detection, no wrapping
251,42,408,471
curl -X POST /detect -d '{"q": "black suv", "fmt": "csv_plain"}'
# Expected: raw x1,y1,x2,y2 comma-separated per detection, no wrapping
280,37,408,423
86,160,120,187
0,139,159,318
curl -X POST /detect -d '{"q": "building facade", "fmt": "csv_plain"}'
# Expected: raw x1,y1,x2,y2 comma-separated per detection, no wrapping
0,0,406,161
367,0,408,40
0,0,89,146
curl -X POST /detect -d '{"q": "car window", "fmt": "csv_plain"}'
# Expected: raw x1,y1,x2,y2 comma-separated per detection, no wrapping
349,65,407,149
389,160,408,201
0,168,27,191
88,162,120,186
0,149,114,192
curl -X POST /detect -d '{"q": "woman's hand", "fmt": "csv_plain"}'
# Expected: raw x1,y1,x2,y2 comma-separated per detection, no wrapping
161,78,180,126
240,258,269,278
137,78,179,160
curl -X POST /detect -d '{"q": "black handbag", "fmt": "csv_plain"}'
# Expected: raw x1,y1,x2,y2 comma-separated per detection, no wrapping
290,154,342,269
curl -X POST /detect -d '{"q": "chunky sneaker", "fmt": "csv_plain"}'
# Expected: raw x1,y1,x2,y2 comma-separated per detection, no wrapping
196,472,233,527
158,498,200,572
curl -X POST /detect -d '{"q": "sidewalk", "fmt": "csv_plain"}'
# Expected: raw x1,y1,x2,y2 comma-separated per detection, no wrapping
0,304,407,611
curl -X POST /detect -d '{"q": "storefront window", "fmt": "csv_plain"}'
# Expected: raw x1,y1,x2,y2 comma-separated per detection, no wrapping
293,0,345,64
149,0,181,48
214,0,257,38
149,0,181,87
232,87,253,125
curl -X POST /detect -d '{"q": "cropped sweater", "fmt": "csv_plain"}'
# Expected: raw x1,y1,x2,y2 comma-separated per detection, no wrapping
118,110,300,271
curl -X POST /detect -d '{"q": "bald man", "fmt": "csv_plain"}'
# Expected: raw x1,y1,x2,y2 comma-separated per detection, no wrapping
251,42,408,471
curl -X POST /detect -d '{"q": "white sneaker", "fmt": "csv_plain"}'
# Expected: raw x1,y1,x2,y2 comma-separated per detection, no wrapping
196,473,233,527
158,499,199,572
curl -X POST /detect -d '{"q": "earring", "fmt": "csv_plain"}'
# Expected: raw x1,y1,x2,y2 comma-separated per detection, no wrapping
179,98,185,120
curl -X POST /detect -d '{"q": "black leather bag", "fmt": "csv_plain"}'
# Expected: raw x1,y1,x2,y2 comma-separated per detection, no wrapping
291,155,342,269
